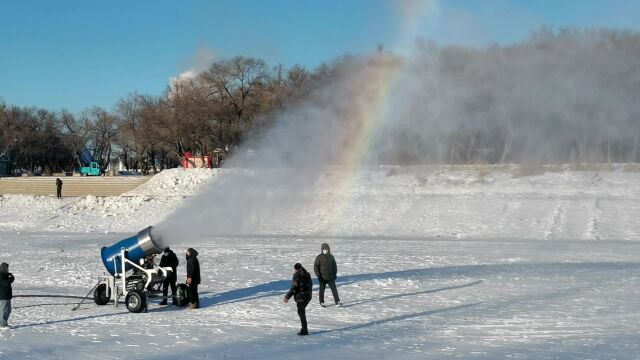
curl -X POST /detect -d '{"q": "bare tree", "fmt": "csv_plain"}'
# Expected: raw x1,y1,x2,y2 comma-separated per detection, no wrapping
80,107,119,173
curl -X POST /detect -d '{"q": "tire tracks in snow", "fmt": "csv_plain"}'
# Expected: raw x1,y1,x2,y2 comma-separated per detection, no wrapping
495,197,522,237
544,200,567,240
583,198,603,240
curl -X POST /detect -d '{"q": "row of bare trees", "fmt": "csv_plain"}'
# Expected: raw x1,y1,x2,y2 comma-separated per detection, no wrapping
375,28,640,166
0,56,317,174
3,29,640,175
0,104,124,174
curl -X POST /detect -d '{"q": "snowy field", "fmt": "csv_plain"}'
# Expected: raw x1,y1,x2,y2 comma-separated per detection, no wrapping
1,166,640,359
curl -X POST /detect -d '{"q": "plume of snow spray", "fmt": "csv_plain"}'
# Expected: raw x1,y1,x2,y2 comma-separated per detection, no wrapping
155,13,640,245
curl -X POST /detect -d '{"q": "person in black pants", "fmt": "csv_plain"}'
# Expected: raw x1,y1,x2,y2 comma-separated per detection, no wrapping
185,248,200,309
314,243,342,307
159,247,179,306
55,178,63,199
284,263,312,336
0,262,14,329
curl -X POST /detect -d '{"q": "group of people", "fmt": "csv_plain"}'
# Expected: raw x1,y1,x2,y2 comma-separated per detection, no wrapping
284,243,342,336
0,243,338,336
0,246,200,329
161,241,342,336
158,247,201,310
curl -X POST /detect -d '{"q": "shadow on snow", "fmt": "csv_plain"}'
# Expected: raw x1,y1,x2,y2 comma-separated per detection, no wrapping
312,302,483,335
12,311,129,329
200,261,639,308
13,261,639,330
340,280,483,308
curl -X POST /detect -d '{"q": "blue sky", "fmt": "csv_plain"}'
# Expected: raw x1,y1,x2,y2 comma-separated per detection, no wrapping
1,0,639,112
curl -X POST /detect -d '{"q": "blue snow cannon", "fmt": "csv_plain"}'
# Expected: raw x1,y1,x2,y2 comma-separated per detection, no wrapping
100,226,162,275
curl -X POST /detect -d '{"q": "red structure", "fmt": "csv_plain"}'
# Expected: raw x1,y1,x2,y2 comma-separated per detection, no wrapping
181,151,212,168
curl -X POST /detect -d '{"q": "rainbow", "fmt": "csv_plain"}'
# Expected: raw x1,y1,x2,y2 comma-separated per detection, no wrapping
311,1,438,233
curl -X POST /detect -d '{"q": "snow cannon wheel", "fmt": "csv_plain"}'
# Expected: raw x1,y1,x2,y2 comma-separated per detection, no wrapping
93,284,110,305
125,290,147,313
176,284,190,307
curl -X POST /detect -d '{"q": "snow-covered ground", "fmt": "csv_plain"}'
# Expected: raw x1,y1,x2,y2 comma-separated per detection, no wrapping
0,168,218,233
2,166,640,240
1,166,640,359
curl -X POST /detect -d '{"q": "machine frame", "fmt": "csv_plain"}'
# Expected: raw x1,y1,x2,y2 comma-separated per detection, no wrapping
95,248,173,313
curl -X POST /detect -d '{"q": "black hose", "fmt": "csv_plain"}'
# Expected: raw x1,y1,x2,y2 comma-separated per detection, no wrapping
13,295,90,310
15,303,79,309
14,294,85,299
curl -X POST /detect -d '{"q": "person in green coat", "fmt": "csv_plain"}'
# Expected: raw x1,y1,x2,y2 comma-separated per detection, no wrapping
313,243,342,307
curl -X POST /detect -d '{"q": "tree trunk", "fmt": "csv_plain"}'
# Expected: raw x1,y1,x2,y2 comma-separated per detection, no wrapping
466,132,477,163
581,132,588,166
448,137,457,165
151,149,157,174
499,126,513,164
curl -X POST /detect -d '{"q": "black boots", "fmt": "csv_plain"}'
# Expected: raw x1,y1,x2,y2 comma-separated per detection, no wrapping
159,298,178,306
297,329,309,336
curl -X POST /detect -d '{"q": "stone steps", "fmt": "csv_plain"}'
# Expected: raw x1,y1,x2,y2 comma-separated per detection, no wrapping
0,177,150,196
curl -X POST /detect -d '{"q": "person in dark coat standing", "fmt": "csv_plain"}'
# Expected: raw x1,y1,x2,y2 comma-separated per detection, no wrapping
0,262,14,329
284,263,312,336
185,248,200,309
159,247,179,306
314,243,341,307
55,178,63,199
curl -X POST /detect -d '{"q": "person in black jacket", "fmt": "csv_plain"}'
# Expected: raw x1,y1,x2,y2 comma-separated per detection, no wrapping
55,178,63,199
314,243,341,307
0,262,14,328
185,248,200,309
159,247,179,306
284,263,312,336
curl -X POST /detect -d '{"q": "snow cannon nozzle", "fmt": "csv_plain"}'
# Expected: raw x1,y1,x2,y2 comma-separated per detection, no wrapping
100,226,162,276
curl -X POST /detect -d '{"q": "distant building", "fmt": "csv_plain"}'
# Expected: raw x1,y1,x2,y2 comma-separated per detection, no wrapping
182,151,212,168
0,153,10,177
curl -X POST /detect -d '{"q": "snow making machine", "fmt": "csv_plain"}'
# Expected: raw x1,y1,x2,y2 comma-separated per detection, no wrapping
92,226,189,312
